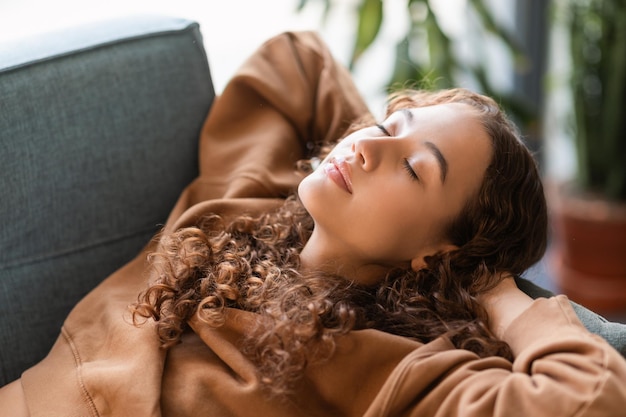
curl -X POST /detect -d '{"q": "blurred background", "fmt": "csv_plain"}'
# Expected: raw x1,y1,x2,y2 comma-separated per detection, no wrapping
1,0,624,319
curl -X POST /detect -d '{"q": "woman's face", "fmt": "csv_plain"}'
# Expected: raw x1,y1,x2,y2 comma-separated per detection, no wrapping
298,103,492,284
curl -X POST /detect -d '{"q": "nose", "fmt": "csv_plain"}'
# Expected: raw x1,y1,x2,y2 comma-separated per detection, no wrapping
352,137,394,172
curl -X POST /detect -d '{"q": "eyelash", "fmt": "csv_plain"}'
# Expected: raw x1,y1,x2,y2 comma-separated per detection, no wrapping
403,159,419,182
376,123,391,136
377,124,419,182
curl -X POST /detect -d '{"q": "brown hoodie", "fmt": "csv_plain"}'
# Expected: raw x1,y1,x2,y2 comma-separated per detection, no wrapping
4,31,626,417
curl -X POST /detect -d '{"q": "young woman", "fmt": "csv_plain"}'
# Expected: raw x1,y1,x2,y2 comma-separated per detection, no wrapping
2,31,625,417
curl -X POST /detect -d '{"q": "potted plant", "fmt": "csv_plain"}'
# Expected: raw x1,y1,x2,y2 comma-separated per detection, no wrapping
548,0,626,315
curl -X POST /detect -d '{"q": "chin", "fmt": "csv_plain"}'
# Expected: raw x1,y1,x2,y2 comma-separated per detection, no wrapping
297,171,320,205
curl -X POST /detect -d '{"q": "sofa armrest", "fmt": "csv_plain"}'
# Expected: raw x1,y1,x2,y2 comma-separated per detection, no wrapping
0,15,215,385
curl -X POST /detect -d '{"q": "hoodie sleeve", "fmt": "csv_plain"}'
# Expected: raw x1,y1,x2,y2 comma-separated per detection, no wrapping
365,296,626,417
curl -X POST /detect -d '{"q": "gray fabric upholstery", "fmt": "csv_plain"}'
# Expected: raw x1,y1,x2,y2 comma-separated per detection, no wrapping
517,276,626,357
0,15,215,385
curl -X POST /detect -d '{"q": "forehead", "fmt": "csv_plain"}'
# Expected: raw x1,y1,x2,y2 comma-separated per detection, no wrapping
403,103,490,148
396,102,483,129
403,103,492,185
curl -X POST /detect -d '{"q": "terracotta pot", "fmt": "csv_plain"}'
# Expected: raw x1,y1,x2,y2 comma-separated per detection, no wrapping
548,183,626,315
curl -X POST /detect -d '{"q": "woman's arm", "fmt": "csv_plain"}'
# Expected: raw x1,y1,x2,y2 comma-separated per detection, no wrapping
478,275,535,339
469,276,626,416
367,287,626,416
368,277,626,416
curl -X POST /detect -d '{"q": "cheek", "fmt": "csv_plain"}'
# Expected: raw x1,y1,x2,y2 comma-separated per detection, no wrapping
350,197,419,253
362,194,449,253
361,184,424,226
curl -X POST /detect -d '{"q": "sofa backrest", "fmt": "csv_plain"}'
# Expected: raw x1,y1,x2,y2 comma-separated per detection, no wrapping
0,15,215,385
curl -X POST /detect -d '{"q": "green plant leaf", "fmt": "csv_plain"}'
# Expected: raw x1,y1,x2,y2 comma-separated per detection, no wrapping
296,0,332,24
468,0,526,65
423,5,455,88
601,4,626,199
350,0,384,69
388,37,419,90
387,36,439,92
469,65,535,126
296,0,308,11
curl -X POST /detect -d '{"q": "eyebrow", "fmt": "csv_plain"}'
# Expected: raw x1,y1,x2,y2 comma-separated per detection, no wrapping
424,141,448,184
401,108,414,121
400,109,448,184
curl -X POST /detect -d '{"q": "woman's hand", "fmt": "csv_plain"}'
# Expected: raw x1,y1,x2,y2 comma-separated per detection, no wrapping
477,274,535,339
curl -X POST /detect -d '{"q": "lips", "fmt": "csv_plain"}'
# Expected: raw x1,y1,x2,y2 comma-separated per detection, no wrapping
324,156,353,194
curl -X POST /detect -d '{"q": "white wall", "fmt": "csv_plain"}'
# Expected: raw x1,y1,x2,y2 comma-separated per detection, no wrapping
0,0,393,110
0,1,315,92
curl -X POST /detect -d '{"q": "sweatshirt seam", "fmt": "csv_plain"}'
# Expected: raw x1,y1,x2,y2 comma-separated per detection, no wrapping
573,373,610,417
198,171,280,197
372,339,457,415
236,172,281,197
61,326,100,417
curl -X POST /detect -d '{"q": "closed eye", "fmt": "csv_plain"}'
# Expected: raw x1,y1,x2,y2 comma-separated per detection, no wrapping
377,123,391,136
378,124,419,182
403,159,419,182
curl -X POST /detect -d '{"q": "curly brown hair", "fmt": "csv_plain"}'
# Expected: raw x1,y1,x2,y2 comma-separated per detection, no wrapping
131,88,547,395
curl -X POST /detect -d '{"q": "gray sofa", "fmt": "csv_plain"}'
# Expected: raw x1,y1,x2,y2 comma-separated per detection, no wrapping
0,15,215,385
1,14,625,390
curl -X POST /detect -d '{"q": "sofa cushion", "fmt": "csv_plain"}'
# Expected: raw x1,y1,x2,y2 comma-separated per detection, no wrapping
0,15,215,385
